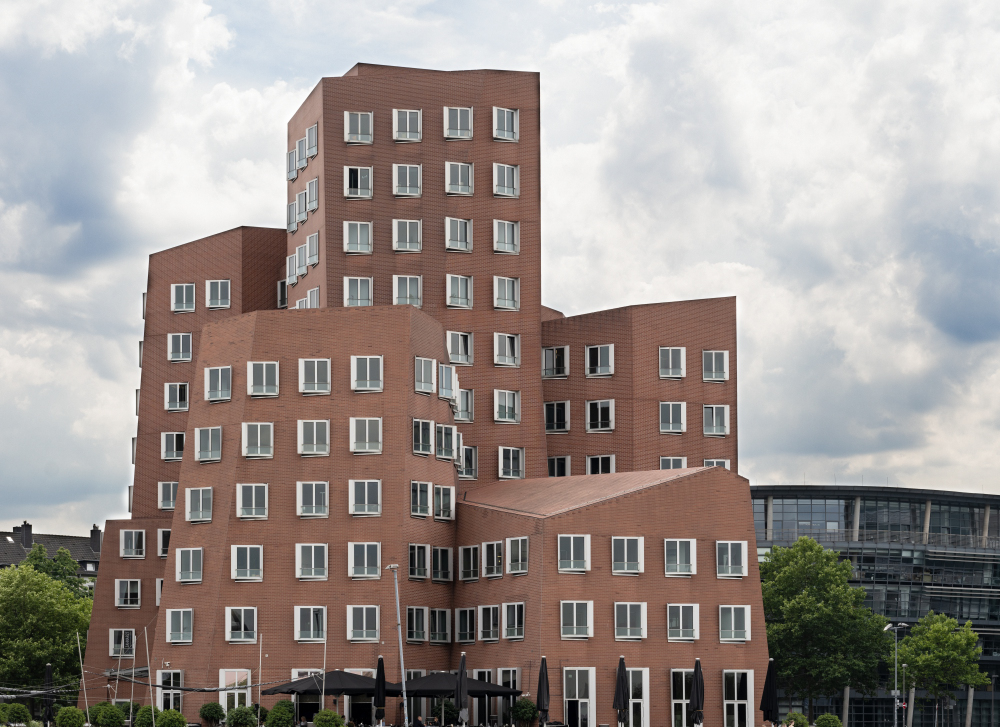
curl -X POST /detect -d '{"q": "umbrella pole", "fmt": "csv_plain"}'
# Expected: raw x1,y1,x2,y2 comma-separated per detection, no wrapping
322,639,327,714
257,632,263,727
144,628,155,727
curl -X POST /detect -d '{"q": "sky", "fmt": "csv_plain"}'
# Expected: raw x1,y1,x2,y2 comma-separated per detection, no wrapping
2,0,1000,535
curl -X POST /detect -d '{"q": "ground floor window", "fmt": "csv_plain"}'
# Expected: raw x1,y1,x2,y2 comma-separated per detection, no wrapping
724,670,753,727
564,667,595,727
219,669,251,712
672,669,694,727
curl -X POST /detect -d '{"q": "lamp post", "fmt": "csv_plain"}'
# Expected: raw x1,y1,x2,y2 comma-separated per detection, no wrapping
885,623,905,727
902,664,907,727
386,564,409,727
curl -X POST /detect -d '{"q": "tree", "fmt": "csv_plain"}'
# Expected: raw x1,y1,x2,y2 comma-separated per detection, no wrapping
0,564,92,694
511,697,539,727
20,545,90,600
56,707,86,727
158,710,187,727
133,705,160,727
761,537,893,719
7,703,33,725
226,706,258,727
200,703,226,727
312,710,345,727
265,701,294,727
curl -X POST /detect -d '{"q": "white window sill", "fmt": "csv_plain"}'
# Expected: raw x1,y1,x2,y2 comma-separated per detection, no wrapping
664,573,694,578
545,430,569,435
557,569,587,575
301,391,332,397
667,637,697,643
300,452,331,458
560,635,591,641
612,571,641,577
351,450,382,456
660,430,685,435
585,428,614,433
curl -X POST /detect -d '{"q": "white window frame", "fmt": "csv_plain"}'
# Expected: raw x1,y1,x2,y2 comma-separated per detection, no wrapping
298,419,331,456
659,346,686,378
585,344,614,376
205,366,232,402
493,276,520,310
407,606,430,643
298,358,331,395
557,534,591,573
277,279,287,308
506,536,528,574
349,417,382,454
164,382,188,412
445,217,473,251
159,481,179,510
611,536,645,575
494,219,519,254
115,578,141,608
660,402,687,434
482,540,503,578
349,479,382,517
415,357,437,394
393,274,423,307
478,605,500,642
296,192,308,223
502,602,525,640
230,545,263,582
443,106,473,139
614,602,648,640
447,331,474,365
717,541,748,578
667,604,700,641
185,487,213,523
241,422,274,459
665,539,697,576
295,606,327,643
492,163,520,198
548,455,570,477
432,546,453,582
306,124,318,156
120,530,145,558
287,201,298,233
447,274,473,308
559,600,594,639
296,543,329,581
393,108,422,142
193,426,222,463
586,399,615,432
456,607,476,643
237,483,268,520
587,454,616,474
246,361,279,397
298,481,329,519
170,283,195,313
344,276,373,306
703,405,731,437
459,445,478,480
705,459,732,469
343,221,373,254
493,106,519,141
176,547,203,583
156,578,163,606
445,161,474,195
393,218,422,252
347,605,380,642
703,350,730,381
438,363,457,400
287,148,298,181
166,609,193,644
723,670,755,727
455,388,474,422
206,279,231,309
344,166,373,198
393,164,422,197
157,528,170,558
413,420,434,457
720,605,751,642
296,136,308,168
351,355,384,392
348,542,382,580
430,608,451,643
307,181,319,214
344,111,373,144
167,333,192,362
542,345,569,378
498,446,525,479
224,606,258,643
110,629,136,658
411,480,430,516
459,545,479,582
409,543,430,580
494,389,521,423
661,457,689,470
545,401,570,433
494,332,520,367
434,484,455,520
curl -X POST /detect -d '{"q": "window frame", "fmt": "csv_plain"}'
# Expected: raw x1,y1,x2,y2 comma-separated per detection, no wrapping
459,545,480,582
723,670,755,727
413,420,434,457
406,606,430,643
545,401,570,433
170,283,195,313
482,540,503,579
193,426,222,463
445,217,473,251
493,219,519,254
445,161,474,195
159,481,179,511
347,605,380,643
548,455,570,477
585,344,614,377
492,162,520,198
506,536,528,575
115,578,141,608
185,487,213,523
557,534,591,573
498,446,525,479
493,106,519,141
458,445,478,480
306,182,319,214
559,600,594,639
164,382,189,412
225,606,258,643
349,479,382,517
237,483,268,520
410,481,430,517
297,481,329,519
230,544,263,582
246,361,279,397
176,547,203,583
349,417,382,454
297,419,331,457
110,629,136,658
393,108,422,142
660,402,687,434
660,456,689,470
716,541,748,578
665,538,697,576
392,164,422,197
502,602,525,640
659,346,686,378
392,218,422,252
167,333,192,362
705,459,732,469
667,603,700,641
393,274,423,307
447,331,474,365
455,388,474,422
493,276,520,310
344,111,374,144
157,528,171,558
120,530,146,559
432,546,454,582
409,543,430,580
165,609,193,644
241,422,274,459
494,332,521,367
343,165,373,198
611,536,645,575
415,357,437,394
296,542,329,581
344,276,373,306
299,358,331,395
703,405,731,437
719,605,751,642
343,221,373,255
430,608,451,643
295,606,327,643
348,542,382,580
585,400,616,432
351,355,384,393
443,106,473,139
703,350,730,382
614,602,648,641
446,274,473,309
494,389,521,424
478,605,500,642
587,454,616,474
456,608,476,643
204,365,232,403
542,345,569,378
205,279,231,310
434,484,455,521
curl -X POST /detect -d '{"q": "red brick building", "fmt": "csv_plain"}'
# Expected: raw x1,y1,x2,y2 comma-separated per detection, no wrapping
83,64,761,727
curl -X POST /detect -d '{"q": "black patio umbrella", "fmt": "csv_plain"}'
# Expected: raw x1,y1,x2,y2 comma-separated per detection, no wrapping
374,656,387,723
690,659,705,726
612,656,629,727
43,663,55,726
760,659,779,725
403,672,522,698
456,653,469,725
262,670,402,696
536,657,550,727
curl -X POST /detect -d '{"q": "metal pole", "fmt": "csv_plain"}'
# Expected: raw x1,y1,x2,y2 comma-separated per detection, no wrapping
902,665,907,727
895,627,899,727
258,633,263,727
387,565,409,727
144,628,155,727
76,632,90,726
991,675,996,727
322,637,328,714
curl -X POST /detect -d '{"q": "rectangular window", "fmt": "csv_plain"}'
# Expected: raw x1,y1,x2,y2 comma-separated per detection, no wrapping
298,420,330,456
724,671,753,727
672,670,694,727
407,606,429,642
446,217,472,251
483,541,503,578
612,536,644,574
434,485,455,520
415,357,436,393
542,346,568,378
446,162,473,194
586,344,614,376
410,481,430,516
165,383,188,411
296,192,308,223
587,454,615,474
110,629,135,658
247,361,279,397
306,287,320,309
586,400,615,431
351,355,383,392
297,543,328,579
493,276,519,310
205,366,231,402
432,547,453,581
349,542,381,579
558,535,590,572
393,219,422,252
456,608,476,643
345,111,373,143
459,545,479,581
298,481,328,518
506,537,528,574
438,364,457,400
717,541,747,577
226,607,257,642
277,280,287,309
720,606,750,641
231,545,263,581
495,390,520,423
307,181,319,213
494,107,518,140
299,359,330,394
344,166,373,198
194,426,221,463
296,137,308,168
503,602,525,639
166,609,193,644
394,164,421,196
409,543,429,579
160,481,179,510
306,123,318,156
287,149,298,181
158,670,182,711
413,421,433,456
394,109,421,141
344,221,372,254
394,275,422,306
665,539,697,575
186,487,212,522
447,274,473,308
703,350,730,381
615,602,647,640
560,601,593,638
661,457,688,470
667,604,699,640
287,253,298,285
659,347,686,378
171,283,195,312
120,530,145,558
548,456,569,477
455,388,474,421
448,331,473,365
499,447,524,479
494,333,520,366
116,579,141,608
350,480,381,516
704,405,730,436
206,280,231,309
344,277,373,305
348,605,379,642
350,417,382,453
494,219,519,254
168,333,191,362
493,163,519,197
177,548,203,582
297,606,326,642
705,459,731,469
458,445,478,480
242,423,273,458
660,402,687,433
479,605,500,641
430,609,450,642
287,201,298,233
444,107,473,138
158,529,171,557
545,401,569,432
238,483,267,519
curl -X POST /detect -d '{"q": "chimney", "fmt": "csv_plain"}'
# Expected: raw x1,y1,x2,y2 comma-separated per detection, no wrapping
90,524,102,553
20,520,32,549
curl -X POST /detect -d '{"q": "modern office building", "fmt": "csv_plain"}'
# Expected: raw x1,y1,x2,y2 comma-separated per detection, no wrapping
752,484,1000,727
82,64,763,727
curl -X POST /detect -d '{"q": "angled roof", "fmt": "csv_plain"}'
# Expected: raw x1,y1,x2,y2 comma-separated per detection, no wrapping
0,530,101,571
461,468,724,519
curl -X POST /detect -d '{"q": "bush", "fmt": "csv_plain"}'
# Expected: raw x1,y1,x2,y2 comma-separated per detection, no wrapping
785,713,809,727
0,704,10,724
815,715,842,727
133,705,160,727
157,710,186,727
265,706,292,727
114,703,140,722
200,703,226,727
226,707,257,727
312,711,344,727
7,704,33,726
95,704,124,727
252,705,268,725
511,698,538,727
56,707,86,727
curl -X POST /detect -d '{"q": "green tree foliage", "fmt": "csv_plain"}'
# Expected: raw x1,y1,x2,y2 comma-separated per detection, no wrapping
432,700,460,726
898,611,988,700
511,697,539,727
761,537,892,718
157,710,187,727
312,711,345,727
55,707,86,727
19,545,90,600
265,702,293,727
200,703,226,727
95,702,124,727
0,703,10,723
0,565,92,692
133,705,160,727
784,712,808,727
6,703,33,725
815,714,843,727
226,706,258,727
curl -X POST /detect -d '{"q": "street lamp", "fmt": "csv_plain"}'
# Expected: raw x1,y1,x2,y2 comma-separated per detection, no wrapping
885,623,906,727
385,565,410,727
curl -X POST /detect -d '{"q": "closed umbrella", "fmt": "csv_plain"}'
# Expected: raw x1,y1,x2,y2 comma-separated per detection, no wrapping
612,657,629,727
43,663,55,726
375,656,387,724
760,659,779,725
456,653,469,725
536,657,550,727
690,659,705,726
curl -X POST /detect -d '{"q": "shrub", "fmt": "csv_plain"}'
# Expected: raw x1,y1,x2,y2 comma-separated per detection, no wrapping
226,706,257,727
157,710,187,727
114,703,140,722
264,707,292,727
0,704,10,724
95,704,124,727
133,705,160,727
312,711,345,727
56,707,86,727
785,713,809,727
252,705,268,724
815,715,842,727
511,698,538,727
200,703,226,727
7,704,33,726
